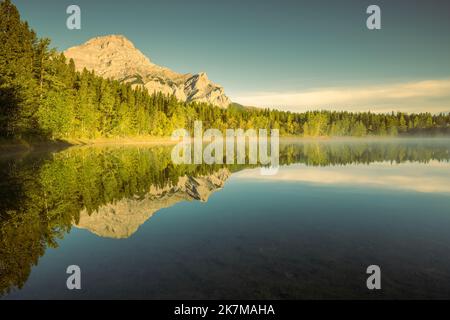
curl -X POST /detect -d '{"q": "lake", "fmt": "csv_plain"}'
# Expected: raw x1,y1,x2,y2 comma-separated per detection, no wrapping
1,138,450,299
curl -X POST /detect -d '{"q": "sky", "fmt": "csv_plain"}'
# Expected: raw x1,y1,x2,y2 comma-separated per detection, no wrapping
12,0,450,113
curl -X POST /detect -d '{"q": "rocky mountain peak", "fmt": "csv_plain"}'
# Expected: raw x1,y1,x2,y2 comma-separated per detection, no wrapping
64,35,231,108
85,34,137,50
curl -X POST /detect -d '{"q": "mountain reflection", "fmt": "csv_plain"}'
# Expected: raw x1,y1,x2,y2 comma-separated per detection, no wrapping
1,139,450,296
76,168,231,238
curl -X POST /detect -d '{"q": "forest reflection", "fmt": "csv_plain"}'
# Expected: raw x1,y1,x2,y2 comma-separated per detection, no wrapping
1,139,450,296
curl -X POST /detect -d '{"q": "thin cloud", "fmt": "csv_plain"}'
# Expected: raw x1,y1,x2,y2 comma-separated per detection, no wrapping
232,79,450,113
234,161,450,193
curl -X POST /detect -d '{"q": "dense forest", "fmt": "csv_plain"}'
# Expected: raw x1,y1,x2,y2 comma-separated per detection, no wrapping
1,0,450,142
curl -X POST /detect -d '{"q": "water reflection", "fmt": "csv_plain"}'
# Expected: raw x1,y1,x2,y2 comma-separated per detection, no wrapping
1,139,450,297
235,161,450,193
76,168,231,238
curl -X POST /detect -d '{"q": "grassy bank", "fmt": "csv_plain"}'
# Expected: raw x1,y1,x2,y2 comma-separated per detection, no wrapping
0,136,180,155
0,138,73,157
65,136,177,146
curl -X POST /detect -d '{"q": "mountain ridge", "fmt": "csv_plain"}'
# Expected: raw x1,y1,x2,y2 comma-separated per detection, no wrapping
64,34,231,108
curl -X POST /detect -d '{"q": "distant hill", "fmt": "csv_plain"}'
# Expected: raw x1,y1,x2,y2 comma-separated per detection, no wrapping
229,102,261,111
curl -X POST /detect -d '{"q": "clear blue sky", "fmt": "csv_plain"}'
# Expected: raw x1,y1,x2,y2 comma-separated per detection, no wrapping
12,0,450,112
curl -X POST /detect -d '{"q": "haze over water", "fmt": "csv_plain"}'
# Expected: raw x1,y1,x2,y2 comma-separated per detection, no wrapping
1,139,450,299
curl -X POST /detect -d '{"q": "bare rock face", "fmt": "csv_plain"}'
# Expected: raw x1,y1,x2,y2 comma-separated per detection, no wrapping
64,35,231,108
75,168,231,239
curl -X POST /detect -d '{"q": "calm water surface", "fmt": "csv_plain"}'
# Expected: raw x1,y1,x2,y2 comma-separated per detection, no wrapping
1,139,450,299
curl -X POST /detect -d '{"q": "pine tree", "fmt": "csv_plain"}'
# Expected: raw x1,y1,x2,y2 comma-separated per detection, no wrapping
0,0,39,137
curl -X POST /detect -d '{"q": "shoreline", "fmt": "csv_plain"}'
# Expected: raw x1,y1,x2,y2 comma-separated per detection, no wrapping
1,135,449,156
0,136,178,157
0,139,73,157
66,136,178,146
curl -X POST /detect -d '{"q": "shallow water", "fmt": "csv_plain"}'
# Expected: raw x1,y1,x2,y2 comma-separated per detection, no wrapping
1,139,450,299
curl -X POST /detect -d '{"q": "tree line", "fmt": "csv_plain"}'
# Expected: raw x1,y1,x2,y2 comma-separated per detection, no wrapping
1,0,450,142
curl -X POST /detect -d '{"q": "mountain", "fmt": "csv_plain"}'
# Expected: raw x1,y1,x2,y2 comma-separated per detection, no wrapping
64,35,231,108
75,168,231,239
